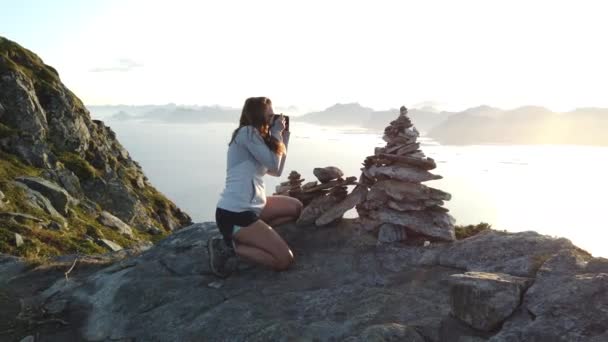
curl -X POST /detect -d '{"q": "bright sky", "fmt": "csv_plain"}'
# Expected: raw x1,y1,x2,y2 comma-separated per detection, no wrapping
1,0,607,112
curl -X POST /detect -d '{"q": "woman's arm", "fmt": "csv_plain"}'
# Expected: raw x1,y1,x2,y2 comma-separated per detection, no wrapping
267,130,290,177
238,126,284,173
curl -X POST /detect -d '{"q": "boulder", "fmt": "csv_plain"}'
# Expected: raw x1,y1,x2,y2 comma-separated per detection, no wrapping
492,249,607,341
313,166,344,183
438,230,578,277
448,272,533,331
98,211,134,238
12,181,64,219
15,176,74,215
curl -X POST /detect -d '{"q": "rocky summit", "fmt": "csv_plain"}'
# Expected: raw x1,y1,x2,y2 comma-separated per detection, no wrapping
0,221,606,341
0,36,191,258
1,37,606,341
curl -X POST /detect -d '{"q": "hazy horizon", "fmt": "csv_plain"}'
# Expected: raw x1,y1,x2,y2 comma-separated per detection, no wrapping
2,0,608,112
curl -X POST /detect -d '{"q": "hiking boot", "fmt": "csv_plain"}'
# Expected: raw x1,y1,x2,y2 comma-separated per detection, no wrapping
208,236,238,278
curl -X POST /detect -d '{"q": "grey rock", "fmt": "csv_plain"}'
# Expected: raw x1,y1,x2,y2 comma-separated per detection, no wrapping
439,315,494,342
448,272,533,331
16,176,74,215
438,230,578,277
46,220,67,231
0,254,27,283
368,179,451,202
42,168,84,198
357,323,425,341
98,238,123,252
313,166,344,183
19,336,35,342
98,211,134,238
44,299,68,314
296,194,341,226
0,220,605,341
0,211,44,223
14,233,24,247
316,184,368,226
364,165,442,183
491,249,606,341
146,226,164,235
377,224,407,243
369,207,456,241
12,181,64,219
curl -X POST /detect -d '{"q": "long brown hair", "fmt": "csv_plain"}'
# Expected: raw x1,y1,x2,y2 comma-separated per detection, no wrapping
229,97,286,155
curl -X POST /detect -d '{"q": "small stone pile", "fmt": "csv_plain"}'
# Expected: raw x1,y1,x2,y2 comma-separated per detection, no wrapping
357,106,456,243
274,167,358,226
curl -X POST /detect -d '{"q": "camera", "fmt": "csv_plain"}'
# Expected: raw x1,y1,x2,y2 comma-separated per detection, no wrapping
272,114,290,131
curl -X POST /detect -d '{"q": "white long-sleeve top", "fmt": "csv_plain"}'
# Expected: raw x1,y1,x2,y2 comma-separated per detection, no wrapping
216,125,290,214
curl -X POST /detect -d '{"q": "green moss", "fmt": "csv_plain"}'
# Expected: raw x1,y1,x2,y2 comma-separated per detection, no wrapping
0,150,40,178
57,152,99,180
0,37,60,89
455,222,492,240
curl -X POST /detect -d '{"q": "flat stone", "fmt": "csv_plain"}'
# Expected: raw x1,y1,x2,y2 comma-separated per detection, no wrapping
98,238,123,252
296,194,341,226
12,181,65,219
387,199,444,211
98,211,134,238
16,176,74,215
368,207,455,241
379,153,437,170
448,272,533,331
377,224,408,243
316,184,368,226
395,143,420,155
301,181,318,190
14,233,24,247
301,177,356,193
363,165,442,183
368,180,451,202
313,166,344,183
0,211,44,223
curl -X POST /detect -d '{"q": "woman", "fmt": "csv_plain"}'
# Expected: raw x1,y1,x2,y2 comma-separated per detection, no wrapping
209,97,303,278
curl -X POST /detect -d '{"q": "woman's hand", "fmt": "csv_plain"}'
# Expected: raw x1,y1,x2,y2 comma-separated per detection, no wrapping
271,113,286,134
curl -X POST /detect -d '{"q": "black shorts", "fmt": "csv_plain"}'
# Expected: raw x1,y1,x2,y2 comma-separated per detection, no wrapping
215,207,259,245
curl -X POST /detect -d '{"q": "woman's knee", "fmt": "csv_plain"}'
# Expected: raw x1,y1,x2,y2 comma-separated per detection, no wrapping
274,249,295,271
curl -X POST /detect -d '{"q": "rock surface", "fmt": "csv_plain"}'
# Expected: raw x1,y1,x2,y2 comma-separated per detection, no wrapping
0,36,192,257
15,176,74,215
448,272,533,332
0,221,605,342
97,211,134,238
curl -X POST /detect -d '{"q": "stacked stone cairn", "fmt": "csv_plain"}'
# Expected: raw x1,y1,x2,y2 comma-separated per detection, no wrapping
274,167,358,226
356,106,456,243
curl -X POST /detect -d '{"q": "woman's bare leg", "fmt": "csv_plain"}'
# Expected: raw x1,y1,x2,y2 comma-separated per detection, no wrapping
233,219,294,271
233,243,276,269
260,195,303,226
